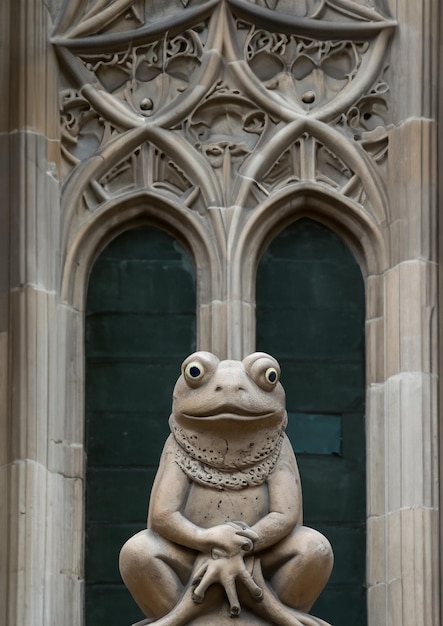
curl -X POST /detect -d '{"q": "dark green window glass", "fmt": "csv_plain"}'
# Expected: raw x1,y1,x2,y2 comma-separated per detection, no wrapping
85,226,196,626
256,218,366,625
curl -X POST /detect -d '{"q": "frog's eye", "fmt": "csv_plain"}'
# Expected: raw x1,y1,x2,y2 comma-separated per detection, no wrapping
265,367,279,385
180,352,219,388
184,361,205,383
242,352,281,391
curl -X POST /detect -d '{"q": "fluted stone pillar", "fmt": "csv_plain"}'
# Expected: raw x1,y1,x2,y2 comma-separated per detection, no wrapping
0,0,84,624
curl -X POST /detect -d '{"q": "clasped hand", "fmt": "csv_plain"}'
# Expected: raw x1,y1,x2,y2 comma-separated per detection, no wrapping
192,522,263,616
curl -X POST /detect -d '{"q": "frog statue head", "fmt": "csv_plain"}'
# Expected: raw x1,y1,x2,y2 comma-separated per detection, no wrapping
170,351,288,490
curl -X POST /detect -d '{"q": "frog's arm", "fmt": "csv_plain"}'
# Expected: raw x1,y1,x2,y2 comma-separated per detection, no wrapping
250,434,302,552
148,435,253,554
148,435,199,547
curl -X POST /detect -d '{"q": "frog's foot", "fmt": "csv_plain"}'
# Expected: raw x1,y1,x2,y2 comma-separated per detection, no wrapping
144,579,225,626
239,558,332,626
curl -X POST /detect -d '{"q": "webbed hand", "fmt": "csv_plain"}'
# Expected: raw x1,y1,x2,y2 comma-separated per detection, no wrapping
192,550,263,616
201,521,259,557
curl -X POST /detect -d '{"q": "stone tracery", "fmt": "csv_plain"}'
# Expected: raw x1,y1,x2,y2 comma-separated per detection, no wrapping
54,0,395,227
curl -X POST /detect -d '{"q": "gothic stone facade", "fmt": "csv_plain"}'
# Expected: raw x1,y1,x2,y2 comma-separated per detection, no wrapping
0,0,441,624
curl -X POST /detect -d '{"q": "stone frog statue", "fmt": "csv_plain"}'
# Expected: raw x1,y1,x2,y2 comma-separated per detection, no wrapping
119,352,334,626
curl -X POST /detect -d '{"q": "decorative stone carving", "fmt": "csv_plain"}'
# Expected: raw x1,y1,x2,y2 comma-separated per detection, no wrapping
53,0,396,256
119,352,334,625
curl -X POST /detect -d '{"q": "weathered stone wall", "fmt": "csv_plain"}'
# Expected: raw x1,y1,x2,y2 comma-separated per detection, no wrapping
0,0,440,624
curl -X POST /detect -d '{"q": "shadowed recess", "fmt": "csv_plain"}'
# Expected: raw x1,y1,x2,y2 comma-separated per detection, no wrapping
85,226,196,626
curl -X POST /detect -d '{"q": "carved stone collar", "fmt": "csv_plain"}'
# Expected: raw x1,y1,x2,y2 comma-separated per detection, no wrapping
170,416,285,490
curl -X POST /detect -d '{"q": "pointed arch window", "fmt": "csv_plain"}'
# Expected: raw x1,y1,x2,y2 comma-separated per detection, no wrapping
85,226,196,626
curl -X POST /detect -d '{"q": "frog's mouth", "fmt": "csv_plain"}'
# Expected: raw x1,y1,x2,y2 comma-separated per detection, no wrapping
180,411,278,421
175,406,287,434
179,397,288,421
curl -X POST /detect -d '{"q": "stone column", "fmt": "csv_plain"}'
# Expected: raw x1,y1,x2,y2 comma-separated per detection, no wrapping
0,0,84,624
366,0,440,624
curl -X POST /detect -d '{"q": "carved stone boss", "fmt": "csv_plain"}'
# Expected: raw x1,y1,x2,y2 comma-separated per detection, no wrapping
119,352,334,625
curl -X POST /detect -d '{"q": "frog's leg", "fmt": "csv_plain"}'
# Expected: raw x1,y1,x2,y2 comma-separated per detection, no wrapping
119,529,195,619
259,525,333,613
239,556,333,626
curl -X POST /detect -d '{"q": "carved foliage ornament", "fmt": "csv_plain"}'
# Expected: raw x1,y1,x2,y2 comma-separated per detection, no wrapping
53,0,395,248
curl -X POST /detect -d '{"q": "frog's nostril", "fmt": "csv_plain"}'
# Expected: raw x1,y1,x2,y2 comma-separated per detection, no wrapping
214,384,245,393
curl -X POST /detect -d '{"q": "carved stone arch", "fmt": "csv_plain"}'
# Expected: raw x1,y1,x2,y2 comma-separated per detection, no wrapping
229,183,387,357
61,190,221,329
60,124,224,258
240,185,387,273
236,118,390,226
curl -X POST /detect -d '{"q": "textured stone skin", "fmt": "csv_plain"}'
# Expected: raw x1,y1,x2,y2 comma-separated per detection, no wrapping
120,352,333,626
